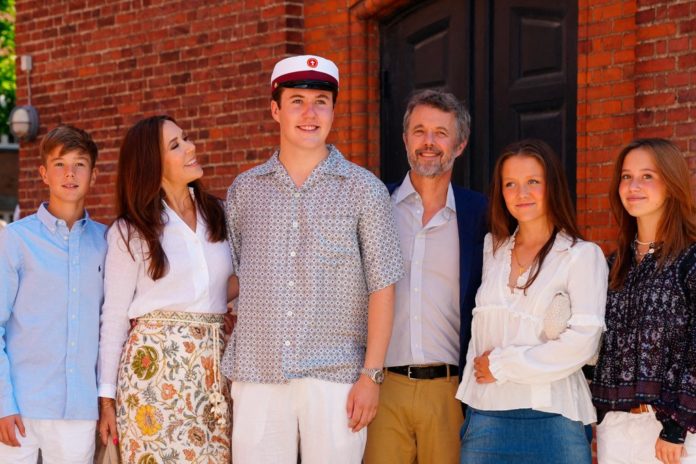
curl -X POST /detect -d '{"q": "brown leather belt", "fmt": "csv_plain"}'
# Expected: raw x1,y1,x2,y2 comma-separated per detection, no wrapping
629,404,651,414
387,364,459,380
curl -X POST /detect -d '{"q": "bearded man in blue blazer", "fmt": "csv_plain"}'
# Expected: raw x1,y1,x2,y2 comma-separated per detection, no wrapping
364,89,487,464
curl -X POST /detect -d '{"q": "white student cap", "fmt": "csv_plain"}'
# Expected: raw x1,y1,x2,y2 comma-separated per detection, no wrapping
270,55,339,95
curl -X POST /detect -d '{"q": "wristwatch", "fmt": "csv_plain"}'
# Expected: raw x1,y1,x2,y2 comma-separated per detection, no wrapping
361,367,384,385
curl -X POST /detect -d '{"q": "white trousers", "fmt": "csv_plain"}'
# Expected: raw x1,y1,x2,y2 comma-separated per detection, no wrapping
597,409,696,464
232,378,367,464
0,418,95,464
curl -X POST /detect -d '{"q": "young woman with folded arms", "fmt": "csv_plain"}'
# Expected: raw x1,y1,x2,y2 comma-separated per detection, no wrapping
457,139,607,463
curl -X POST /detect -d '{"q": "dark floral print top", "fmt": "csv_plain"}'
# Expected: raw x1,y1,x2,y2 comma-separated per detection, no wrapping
593,243,696,442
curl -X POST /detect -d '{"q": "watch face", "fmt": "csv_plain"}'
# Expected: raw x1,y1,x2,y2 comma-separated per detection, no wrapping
374,370,385,384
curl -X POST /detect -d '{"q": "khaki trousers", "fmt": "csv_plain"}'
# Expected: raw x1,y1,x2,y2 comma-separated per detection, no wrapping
364,369,464,464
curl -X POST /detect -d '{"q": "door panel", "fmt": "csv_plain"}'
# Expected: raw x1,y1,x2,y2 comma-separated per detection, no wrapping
380,0,471,186
379,0,577,196
492,0,578,197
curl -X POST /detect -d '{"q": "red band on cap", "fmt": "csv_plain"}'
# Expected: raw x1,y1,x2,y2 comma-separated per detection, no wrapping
271,70,338,93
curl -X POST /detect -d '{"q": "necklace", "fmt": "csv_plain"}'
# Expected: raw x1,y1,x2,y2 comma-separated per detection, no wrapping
635,247,653,258
634,236,655,246
512,247,529,275
633,235,656,259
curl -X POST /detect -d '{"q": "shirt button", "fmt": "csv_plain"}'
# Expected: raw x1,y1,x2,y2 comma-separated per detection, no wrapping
414,288,419,292
287,311,293,317
414,316,419,320
63,236,68,240
69,369,74,373
72,288,77,293
416,209,422,215
294,192,301,198
288,281,294,287
71,315,76,320
70,341,76,347
290,251,296,257
284,341,291,346
292,221,299,229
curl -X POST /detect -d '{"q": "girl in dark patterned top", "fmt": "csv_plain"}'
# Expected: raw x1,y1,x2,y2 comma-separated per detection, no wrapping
592,138,696,464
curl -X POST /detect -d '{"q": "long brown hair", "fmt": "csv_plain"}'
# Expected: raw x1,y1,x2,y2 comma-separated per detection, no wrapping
608,138,696,289
489,139,582,291
114,115,226,280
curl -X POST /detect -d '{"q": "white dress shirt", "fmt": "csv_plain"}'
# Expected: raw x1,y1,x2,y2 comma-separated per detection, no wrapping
456,231,607,424
98,201,234,398
385,174,460,367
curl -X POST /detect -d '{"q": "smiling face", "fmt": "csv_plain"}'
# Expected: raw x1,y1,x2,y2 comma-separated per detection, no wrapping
160,120,202,189
271,87,334,152
618,147,668,223
500,154,548,227
403,104,466,179
40,148,97,207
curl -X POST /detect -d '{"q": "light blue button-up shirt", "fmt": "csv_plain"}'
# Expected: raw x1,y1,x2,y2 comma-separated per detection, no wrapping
0,203,106,420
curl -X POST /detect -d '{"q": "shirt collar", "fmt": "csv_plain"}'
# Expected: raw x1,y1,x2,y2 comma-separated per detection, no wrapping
162,187,199,223
509,227,576,252
252,144,350,178
552,231,576,251
37,202,89,233
394,172,457,214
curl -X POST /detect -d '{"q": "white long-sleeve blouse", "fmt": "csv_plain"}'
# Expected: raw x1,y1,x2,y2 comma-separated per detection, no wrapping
97,201,233,398
456,231,607,424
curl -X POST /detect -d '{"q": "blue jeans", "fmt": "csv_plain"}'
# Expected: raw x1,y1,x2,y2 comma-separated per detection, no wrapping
460,408,591,464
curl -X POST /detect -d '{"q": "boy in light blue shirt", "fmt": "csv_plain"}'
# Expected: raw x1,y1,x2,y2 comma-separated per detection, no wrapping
0,125,106,463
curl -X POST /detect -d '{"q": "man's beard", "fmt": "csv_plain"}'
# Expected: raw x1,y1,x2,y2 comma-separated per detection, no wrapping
408,146,454,177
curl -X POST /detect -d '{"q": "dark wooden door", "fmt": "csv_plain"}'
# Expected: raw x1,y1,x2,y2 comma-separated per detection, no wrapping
379,0,471,186
491,0,578,198
380,0,578,195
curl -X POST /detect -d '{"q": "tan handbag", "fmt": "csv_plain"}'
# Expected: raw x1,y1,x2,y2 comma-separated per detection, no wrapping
94,435,121,464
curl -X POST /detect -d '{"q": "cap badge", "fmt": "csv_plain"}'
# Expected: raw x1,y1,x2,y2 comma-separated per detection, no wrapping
307,57,318,68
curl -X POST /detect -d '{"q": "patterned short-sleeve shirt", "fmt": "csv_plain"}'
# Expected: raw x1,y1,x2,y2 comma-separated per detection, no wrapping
221,145,404,384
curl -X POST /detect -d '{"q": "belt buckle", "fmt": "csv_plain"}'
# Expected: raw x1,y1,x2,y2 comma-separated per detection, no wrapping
407,365,414,380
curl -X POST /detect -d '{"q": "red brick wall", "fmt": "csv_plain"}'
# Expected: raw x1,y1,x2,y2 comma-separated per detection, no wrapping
15,0,305,222
577,0,637,248
0,150,17,198
577,0,696,249
634,0,696,198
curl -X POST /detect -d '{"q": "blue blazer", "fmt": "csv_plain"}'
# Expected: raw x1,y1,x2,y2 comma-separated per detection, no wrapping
387,181,488,373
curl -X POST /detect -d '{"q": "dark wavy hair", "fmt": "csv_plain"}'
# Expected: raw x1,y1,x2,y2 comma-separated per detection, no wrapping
114,115,226,280
608,138,696,289
489,139,582,291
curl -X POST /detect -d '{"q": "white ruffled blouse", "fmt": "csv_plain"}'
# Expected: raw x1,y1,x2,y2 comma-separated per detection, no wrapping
455,231,608,424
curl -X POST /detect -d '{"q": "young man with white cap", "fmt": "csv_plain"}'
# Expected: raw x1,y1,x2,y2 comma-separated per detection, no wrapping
221,55,404,463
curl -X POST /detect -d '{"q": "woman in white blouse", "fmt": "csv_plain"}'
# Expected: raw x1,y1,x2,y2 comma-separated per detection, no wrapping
97,116,235,463
456,139,607,463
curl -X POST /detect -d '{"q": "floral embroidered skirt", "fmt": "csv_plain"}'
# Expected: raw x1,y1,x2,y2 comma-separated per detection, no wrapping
116,310,231,464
